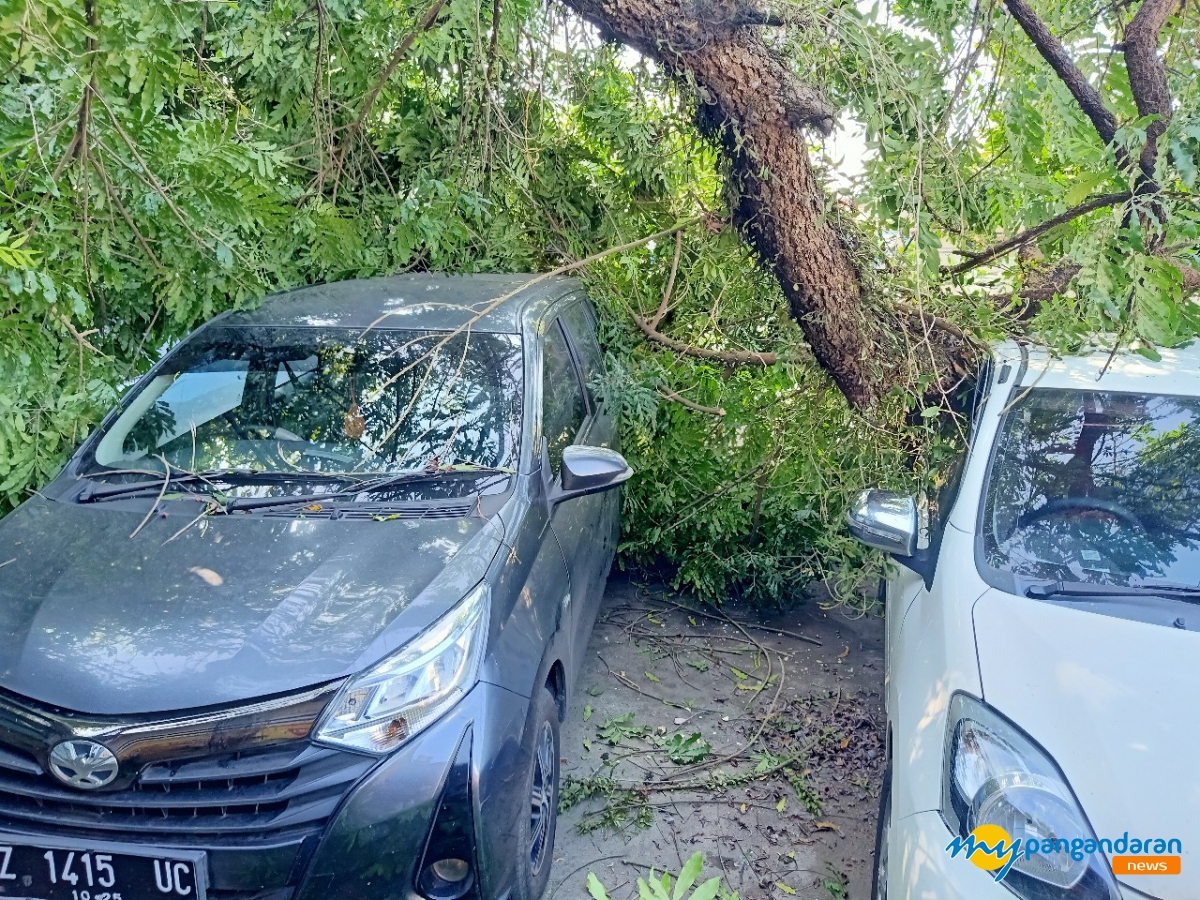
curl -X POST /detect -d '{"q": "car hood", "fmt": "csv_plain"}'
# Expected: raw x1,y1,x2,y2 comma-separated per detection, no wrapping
973,590,1200,900
0,497,504,715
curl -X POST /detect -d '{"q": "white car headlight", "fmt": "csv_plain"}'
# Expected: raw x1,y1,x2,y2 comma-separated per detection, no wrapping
315,583,490,754
942,693,1120,900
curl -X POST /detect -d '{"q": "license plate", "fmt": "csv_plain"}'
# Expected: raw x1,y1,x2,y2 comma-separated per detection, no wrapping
0,837,206,900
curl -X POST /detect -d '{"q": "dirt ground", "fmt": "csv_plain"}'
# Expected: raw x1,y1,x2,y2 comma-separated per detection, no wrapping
549,574,886,900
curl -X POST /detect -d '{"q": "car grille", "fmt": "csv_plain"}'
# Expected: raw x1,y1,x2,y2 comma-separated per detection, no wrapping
0,684,379,900
0,740,375,839
0,739,372,840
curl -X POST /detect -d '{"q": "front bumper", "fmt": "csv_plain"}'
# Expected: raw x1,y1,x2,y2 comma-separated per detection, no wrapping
0,681,532,900
296,681,531,900
890,810,1012,899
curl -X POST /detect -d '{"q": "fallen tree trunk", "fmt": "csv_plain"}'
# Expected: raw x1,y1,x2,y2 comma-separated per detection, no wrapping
560,0,970,408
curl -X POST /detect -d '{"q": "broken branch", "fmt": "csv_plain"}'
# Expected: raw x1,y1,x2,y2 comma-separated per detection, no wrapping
1001,0,1119,146
945,191,1131,275
328,0,449,201
657,386,726,416
649,230,683,329
632,312,779,366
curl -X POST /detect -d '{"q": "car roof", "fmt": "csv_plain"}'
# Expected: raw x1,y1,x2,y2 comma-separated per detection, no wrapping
993,339,1200,396
220,273,582,334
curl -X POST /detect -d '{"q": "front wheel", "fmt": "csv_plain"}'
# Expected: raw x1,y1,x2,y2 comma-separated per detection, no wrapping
871,759,892,900
513,687,560,900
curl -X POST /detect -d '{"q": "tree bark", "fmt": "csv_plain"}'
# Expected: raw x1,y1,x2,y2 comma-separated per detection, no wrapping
1001,0,1118,146
1123,0,1184,191
559,0,962,408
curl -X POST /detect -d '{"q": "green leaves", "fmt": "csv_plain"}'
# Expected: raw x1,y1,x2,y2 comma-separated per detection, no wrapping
657,732,712,765
631,854,725,900
3,0,1197,612
597,713,650,745
587,873,611,900
0,231,35,269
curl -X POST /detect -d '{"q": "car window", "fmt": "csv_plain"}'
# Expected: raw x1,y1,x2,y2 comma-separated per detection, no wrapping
89,326,523,476
980,388,1200,590
558,300,604,407
542,319,587,475
930,449,968,535
274,355,319,396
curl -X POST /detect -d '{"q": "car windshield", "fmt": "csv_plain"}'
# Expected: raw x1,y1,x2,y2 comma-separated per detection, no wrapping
86,325,523,477
981,387,1200,590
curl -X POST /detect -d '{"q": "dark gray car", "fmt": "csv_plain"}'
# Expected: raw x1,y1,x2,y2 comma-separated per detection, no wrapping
0,275,630,900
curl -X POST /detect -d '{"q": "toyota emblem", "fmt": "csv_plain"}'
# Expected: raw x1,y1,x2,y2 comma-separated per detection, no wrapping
48,740,119,790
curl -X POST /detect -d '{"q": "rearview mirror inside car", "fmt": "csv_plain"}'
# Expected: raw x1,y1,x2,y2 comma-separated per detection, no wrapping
846,489,919,557
550,446,633,506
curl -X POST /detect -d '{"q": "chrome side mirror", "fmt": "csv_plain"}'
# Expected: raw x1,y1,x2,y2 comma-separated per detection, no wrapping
549,445,633,506
847,489,918,557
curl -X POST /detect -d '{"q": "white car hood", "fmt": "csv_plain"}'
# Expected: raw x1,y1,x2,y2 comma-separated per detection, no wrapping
973,590,1200,900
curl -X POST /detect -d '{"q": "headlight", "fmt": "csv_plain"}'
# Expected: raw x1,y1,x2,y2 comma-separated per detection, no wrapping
942,693,1120,900
315,584,489,754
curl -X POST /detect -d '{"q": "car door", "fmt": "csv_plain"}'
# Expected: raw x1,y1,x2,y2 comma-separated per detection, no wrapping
559,299,618,533
887,358,993,715
557,298,620,629
540,313,606,675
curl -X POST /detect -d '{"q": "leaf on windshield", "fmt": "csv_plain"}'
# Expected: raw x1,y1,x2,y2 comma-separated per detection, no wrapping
189,566,224,586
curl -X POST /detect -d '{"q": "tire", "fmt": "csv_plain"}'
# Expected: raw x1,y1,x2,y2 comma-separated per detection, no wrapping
512,687,561,900
871,759,892,900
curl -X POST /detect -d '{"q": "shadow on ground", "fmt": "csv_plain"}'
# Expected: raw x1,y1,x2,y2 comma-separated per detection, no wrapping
549,574,885,900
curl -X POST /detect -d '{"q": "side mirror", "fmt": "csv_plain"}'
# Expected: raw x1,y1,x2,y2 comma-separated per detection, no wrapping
550,446,633,506
846,489,919,557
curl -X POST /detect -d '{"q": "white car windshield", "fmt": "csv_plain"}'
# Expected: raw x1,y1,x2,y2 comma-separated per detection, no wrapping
86,326,523,477
982,388,1200,589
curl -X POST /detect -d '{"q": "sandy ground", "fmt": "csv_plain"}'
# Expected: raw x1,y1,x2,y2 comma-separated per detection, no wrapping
548,574,886,900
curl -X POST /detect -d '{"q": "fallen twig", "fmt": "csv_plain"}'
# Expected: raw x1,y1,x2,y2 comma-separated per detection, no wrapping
129,463,172,539
654,596,822,647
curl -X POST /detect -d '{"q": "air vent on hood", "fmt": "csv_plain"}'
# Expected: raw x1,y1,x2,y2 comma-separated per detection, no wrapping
260,503,474,521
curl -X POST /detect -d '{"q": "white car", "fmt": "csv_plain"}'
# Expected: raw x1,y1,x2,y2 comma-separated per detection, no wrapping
852,342,1200,900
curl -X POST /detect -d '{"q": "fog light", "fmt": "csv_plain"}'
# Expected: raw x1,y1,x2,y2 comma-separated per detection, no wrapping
433,859,470,882
419,858,474,900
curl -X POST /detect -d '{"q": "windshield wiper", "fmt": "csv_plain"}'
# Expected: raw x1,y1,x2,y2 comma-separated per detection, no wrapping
1026,581,1200,603
76,469,358,503
223,466,514,513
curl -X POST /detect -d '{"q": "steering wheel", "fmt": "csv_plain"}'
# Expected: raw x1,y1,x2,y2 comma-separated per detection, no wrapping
215,416,279,467
1017,496,1143,531
237,423,289,439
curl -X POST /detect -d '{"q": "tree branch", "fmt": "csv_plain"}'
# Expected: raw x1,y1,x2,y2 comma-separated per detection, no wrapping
1123,0,1184,188
52,0,98,182
1013,261,1082,319
945,191,1131,275
649,230,683,328
1001,0,1119,145
92,150,162,270
632,312,779,366
657,386,727,416
1173,258,1200,295
327,0,449,201
894,302,971,343
561,0,922,407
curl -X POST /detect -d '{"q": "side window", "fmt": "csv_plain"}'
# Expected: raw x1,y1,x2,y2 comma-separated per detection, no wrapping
542,319,587,475
931,450,968,533
558,300,604,407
